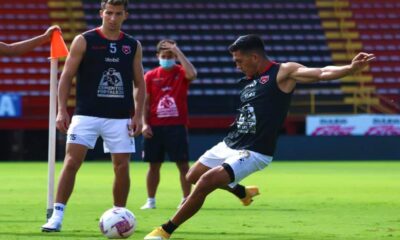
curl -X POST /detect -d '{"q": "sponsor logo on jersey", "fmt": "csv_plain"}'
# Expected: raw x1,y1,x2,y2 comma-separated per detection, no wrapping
243,91,256,100
97,68,125,98
237,104,257,134
122,45,131,54
105,57,120,63
244,80,257,89
156,95,179,118
161,86,172,92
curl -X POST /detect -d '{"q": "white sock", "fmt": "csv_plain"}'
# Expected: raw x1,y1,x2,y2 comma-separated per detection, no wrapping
52,203,65,221
147,198,155,204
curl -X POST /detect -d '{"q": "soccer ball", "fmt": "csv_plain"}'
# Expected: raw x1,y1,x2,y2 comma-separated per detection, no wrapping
99,207,136,239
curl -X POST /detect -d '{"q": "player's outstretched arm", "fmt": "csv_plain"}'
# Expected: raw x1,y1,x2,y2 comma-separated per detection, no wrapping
0,25,60,56
286,52,375,84
56,35,86,133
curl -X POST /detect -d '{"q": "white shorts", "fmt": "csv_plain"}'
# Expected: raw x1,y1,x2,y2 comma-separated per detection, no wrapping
67,115,135,153
199,141,272,187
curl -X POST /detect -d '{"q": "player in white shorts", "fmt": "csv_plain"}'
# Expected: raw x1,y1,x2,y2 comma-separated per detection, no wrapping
144,34,374,239
67,115,135,153
198,141,272,188
42,0,145,233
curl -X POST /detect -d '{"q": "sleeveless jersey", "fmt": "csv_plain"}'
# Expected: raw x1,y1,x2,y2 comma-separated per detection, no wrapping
75,28,137,118
224,62,293,156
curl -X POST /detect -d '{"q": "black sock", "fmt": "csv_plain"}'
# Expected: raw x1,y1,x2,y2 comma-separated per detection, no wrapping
161,220,178,234
232,184,246,198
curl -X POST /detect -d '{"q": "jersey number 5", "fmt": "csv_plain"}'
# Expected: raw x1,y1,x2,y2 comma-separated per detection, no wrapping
109,43,117,54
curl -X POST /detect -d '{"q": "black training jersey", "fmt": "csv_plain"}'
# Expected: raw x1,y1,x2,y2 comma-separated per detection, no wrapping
75,28,137,118
224,62,293,156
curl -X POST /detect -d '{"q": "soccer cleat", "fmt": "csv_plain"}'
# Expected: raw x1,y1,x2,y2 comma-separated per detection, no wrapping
240,186,260,206
41,218,62,232
140,201,156,210
144,226,170,240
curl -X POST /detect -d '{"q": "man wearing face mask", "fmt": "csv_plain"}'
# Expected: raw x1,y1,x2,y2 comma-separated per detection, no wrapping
140,39,197,210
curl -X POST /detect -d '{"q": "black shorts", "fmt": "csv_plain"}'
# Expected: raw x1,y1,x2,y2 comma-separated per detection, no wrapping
143,125,189,163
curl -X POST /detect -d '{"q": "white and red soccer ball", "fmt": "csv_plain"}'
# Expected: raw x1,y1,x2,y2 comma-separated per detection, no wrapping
99,207,136,239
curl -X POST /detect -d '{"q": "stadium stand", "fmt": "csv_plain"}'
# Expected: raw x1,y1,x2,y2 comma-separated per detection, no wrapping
350,0,400,113
0,1,52,129
317,0,400,113
82,0,338,129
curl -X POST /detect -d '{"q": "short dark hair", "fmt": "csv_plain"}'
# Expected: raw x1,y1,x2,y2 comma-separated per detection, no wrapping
156,39,176,53
228,34,266,57
101,0,128,10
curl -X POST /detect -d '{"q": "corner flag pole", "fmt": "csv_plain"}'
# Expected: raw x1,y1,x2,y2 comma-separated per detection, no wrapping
47,30,69,220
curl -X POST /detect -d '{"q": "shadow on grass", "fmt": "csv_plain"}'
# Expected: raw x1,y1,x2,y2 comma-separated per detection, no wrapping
0,231,100,239
173,230,332,240
198,207,304,212
0,220,41,223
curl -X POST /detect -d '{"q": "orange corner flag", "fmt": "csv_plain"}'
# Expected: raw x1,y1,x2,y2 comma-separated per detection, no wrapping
50,30,69,59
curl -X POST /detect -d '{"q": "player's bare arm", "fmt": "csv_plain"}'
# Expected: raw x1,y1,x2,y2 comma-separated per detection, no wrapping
162,41,197,81
131,40,145,137
0,25,60,56
277,52,375,93
56,35,86,133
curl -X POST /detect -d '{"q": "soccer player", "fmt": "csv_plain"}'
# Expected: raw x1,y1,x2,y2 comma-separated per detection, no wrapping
41,0,145,232
144,34,375,239
140,40,196,210
0,26,60,56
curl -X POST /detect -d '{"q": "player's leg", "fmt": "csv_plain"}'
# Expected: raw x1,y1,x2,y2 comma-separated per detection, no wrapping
175,161,190,207
42,143,88,232
102,118,135,207
185,160,211,184
172,166,231,225
42,115,99,232
144,165,231,239
188,164,258,206
111,153,131,207
166,125,191,207
188,142,258,205
223,150,272,206
147,162,162,199
141,162,162,209
187,161,246,199
145,149,272,238
55,144,88,204
141,126,164,209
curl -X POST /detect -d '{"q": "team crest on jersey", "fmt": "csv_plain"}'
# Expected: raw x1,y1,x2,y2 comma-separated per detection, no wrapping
122,45,131,55
259,75,269,84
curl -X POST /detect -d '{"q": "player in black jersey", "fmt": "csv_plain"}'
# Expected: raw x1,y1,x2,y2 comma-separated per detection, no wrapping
144,34,374,239
0,26,59,56
42,0,145,232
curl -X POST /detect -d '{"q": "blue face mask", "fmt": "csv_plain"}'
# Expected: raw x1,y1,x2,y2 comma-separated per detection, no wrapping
159,58,176,69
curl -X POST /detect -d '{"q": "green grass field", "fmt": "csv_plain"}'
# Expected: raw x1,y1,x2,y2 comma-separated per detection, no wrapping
0,161,399,240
